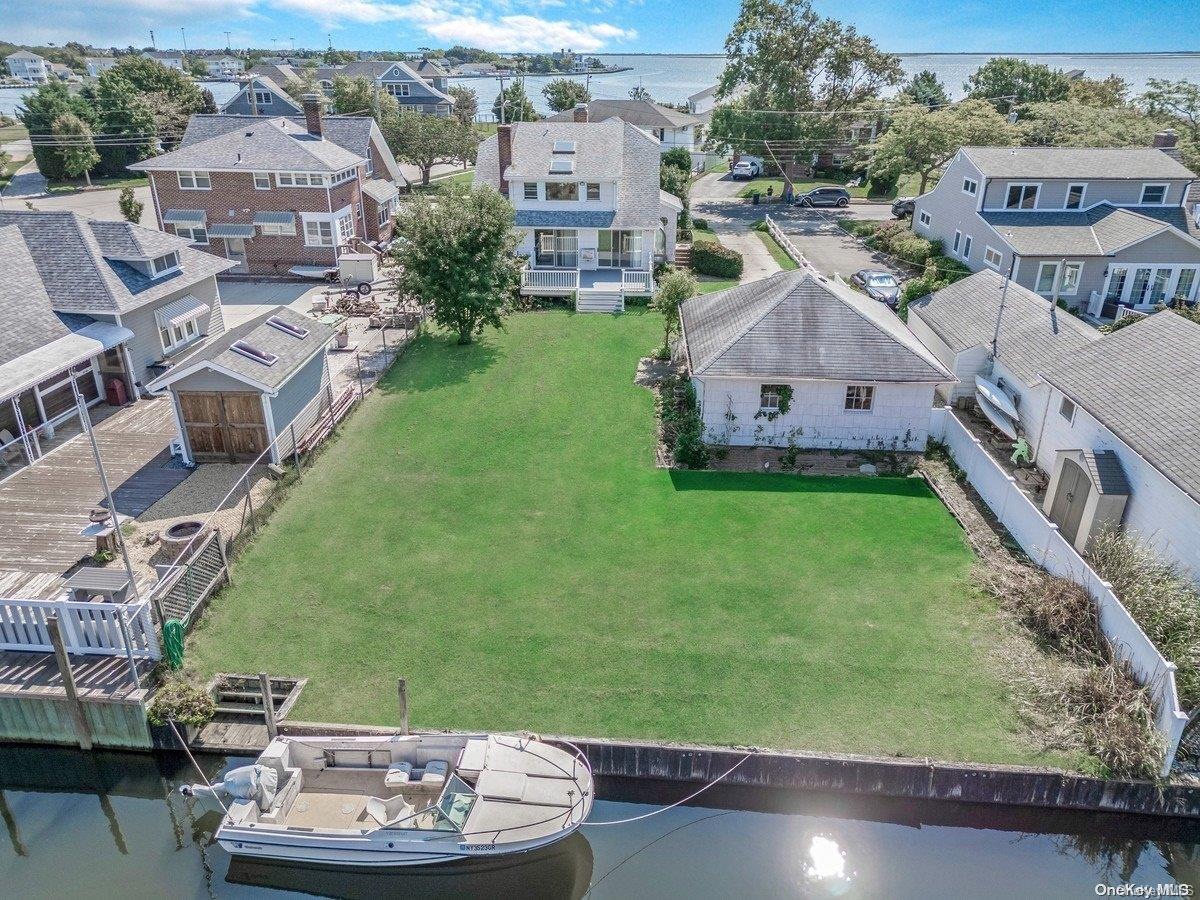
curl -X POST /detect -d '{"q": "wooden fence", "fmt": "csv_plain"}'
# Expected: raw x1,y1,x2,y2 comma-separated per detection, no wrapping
151,529,229,628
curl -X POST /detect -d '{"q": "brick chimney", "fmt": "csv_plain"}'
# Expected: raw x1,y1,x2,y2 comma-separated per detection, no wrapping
302,93,323,138
1153,128,1178,149
497,124,513,197
572,102,589,123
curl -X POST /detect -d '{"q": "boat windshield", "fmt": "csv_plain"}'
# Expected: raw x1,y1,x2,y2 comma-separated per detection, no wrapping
432,775,477,832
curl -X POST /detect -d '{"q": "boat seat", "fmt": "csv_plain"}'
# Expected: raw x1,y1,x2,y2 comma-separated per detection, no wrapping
365,795,415,827
457,740,488,779
384,761,413,788
421,760,449,787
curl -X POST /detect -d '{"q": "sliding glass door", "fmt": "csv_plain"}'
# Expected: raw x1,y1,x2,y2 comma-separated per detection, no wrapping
534,230,578,268
598,230,644,268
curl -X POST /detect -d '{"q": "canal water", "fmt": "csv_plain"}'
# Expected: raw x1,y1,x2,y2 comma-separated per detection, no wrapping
2,747,1199,898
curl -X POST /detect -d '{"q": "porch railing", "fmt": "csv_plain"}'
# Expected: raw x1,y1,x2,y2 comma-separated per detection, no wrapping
621,269,654,294
1115,306,1150,324
0,596,160,659
521,268,580,291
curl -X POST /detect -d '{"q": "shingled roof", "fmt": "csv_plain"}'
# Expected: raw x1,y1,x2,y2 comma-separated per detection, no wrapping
680,269,954,382
981,203,1200,256
962,146,1196,180
546,99,702,129
1040,311,1200,504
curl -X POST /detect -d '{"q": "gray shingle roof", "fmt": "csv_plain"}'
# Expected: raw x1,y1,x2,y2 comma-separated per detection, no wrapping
152,306,334,392
361,178,399,203
130,116,362,173
1041,311,1200,504
314,60,453,103
176,113,378,171
514,210,615,228
980,203,1199,256
0,211,234,315
681,269,954,382
1083,449,1131,496
908,269,1099,385
0,225,73,369
963,146,1196,180
546,99,702,129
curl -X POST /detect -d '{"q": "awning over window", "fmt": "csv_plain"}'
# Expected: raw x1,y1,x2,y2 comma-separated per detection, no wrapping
208,223,257,238
253,211,296,225
162,209,207,224
154,294,210,329
361,179,399,203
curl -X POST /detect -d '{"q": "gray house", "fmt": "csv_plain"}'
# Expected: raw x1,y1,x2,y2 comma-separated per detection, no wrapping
147,307,335,465
220,76,303,116
911,134,1200,323
314,61,454,116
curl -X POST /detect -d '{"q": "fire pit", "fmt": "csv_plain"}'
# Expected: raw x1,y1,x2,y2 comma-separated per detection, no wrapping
160,520,207,550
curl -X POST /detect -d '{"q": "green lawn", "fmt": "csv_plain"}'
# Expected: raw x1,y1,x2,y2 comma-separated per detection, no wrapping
0,153,30,193
736,172,923,202
755,228,799,271
188,312,1054,766
46,173,147,195
413,169,474,194
0,123,28,144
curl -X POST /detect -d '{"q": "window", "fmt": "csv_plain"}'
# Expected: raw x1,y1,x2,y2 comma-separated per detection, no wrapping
253,172,270,190
1176,268,1198,302
150,252,179,277
918,210,931,227
278,172,325,187
1065,183,1087,209
253,90,272,106
1004,183,1039,209
961,235,973,260
378,200,393,227
585,182,600,201
962,177,978,196
759,384,785,411
1059,396,1076,424
159,314,200,354
259,220,296,236
331,167,356,185
523,182,539,201
231,340,278,366
175,225,208,245
844,385,874,411
385,82,411,97
546,181,579,201
304,219,334,246
1036,261,1082,295
952,231,961,254
984,246,1003,269
1140,183,1168,204
178,170,210,190
335,213,355,244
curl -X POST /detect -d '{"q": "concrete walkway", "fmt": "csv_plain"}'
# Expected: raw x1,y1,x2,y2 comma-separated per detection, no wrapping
692,172,781,283
1,151,46,199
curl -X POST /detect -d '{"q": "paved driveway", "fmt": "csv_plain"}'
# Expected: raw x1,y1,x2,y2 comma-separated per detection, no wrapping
778,206,906,281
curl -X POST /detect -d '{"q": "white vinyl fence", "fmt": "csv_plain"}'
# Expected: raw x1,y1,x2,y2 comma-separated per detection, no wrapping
929,407,1189,774
0,597,160,659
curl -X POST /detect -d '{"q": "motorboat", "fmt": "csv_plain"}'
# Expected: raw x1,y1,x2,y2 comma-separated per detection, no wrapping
181,733,593,867
974,375,1019,440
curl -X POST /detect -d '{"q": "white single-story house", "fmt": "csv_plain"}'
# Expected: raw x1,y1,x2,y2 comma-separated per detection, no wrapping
148,307,335,465
679,269,955,450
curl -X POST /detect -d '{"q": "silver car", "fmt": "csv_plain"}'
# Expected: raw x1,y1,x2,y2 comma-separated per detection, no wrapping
851,269,901,307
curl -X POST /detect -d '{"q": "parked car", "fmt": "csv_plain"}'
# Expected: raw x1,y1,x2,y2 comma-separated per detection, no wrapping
731,157,763,180
851,269,902,307
891,197,915,218
796,186,850,208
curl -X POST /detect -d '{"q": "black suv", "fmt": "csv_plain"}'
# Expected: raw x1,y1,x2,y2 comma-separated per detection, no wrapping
796,186,851,208
891,197,916,218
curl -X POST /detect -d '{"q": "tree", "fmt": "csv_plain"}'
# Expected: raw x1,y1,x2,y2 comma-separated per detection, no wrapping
899,70,949,109
653,268,698,353
102,56,204,110
331,75,397,118
382,111,476,185
186,57,208,79
709,0,903,176
964,58,1072,112
542,78,590,113
51,113,99,186
1017,101,1157,148
283,66,323,102
869,99,1019,194
16,82,92,180
662,146,692,172
493,81,537,123
118,185,144,223
390,184,521,345
1069,75,1130,108
1140,78,1200,141
448,85,478,125
199,88,218,115
628,85,652,102
82,76,159,175
660,162,691,230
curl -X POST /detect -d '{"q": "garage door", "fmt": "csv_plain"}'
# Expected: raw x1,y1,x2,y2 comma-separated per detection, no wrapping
178,391,268,462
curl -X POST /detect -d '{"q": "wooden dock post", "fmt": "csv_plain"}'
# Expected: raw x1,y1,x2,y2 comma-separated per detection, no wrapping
397,678,409,735
47,615,92,751
259,671,278,740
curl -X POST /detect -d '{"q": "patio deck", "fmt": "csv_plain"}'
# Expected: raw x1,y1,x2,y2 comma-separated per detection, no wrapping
0,398,189,599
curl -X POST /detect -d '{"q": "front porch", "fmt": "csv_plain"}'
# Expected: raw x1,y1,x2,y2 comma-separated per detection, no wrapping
1082,263,1199,323
520,266,655,313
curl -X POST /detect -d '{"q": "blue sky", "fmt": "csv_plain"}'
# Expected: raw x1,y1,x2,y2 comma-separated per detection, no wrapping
2,0,1196,54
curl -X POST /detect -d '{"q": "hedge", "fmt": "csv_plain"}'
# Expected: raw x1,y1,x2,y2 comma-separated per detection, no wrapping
692,241,743,279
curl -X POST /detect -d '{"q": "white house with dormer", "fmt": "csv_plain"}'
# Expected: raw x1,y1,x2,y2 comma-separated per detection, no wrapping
5,50,49,83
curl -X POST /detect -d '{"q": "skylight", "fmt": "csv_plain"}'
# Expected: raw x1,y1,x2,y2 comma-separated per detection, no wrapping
552,140,577,154
266,315,309,339
231,341,278,366
549,159,575,174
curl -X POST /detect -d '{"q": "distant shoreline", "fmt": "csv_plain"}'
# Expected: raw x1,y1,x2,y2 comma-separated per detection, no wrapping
587,51,1200,58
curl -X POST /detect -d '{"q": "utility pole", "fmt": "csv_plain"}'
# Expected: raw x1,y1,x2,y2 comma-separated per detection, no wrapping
224,31,231,51
180,27,188,55
149,30,156,50
497,73,507,125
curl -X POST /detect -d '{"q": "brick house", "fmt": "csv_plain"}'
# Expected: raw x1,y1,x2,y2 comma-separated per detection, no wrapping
130,97,406,277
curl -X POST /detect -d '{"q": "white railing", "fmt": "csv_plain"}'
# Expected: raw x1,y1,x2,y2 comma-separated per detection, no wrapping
764,214,815,272
1115,306,1150,324
0,597,160,660
621,269,654,294
1087,290,1105,319
929,407,1189,774
521,268,580,291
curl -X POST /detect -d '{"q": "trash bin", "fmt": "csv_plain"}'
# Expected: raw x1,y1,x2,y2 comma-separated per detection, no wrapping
752,192,760,205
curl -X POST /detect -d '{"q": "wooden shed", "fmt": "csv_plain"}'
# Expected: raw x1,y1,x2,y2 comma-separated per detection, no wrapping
147,306,335,465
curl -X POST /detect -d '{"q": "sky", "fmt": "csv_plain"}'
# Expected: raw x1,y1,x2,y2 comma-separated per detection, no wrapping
1,0,1197,55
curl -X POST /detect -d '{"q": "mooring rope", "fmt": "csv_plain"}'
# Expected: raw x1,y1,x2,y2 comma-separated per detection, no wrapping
581,751,754,827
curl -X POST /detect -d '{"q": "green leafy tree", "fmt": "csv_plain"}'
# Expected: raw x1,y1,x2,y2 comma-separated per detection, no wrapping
52,112,99,186
899,70,949,109
102,56,204,110
382,111,476,185
542,78,591,113
660,162,691,229
653,267,698,353
869,99,1019,194
710,0,902,176
118,185,144,223
1017,101,1157,148
662,147,692,172
391,184,522,345
964,58,1072,112
1069,75,1130,108
81,76,158,175
16,82,93,180
330,75,398,119
493,81,537,123
199,88,218,115
283,66,323,102
186,57,208,78
1140,79,1200,169
628,84,653,102
448,85,478,125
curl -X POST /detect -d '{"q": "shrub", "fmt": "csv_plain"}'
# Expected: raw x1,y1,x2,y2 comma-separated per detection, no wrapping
147,680,215,727
659,376,708,469
662,146,692,172
1008,574,1106,662
868,169,899,196
691,217,708,231
692,240,743,279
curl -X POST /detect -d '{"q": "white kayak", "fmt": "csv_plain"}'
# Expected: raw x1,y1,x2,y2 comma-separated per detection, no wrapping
974,375,1019,440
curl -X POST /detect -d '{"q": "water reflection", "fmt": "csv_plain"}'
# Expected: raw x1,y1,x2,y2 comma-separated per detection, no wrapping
800,833,855,894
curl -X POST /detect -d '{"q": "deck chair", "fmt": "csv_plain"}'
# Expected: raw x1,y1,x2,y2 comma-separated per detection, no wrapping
365,795,415,827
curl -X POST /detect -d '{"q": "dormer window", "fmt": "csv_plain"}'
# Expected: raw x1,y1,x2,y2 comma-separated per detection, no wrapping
1065,183,1087,209
546,182,578,201
385,82,411,97
151,252,180,277
331,167,357,185
1140,183,1168,205
1004,183,1039,209
253,90,273,106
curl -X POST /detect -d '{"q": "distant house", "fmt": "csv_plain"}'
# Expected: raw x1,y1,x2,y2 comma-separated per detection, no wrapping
0,211,235,458
249,61,299,87
454,62,498,76
5,50,49,84
546,99,704,157
143,50,185,71
130,100,406,275
48,62,77,82
219,76,303,116
411,57,449,94
474,109,682,312
85,57,117,78
148,306,335,465
679,269,955,450
205,55,244,78
313,60,455,116
911,134,1200,324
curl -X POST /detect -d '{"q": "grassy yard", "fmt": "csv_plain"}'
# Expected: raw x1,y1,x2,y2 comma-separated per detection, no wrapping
755,227,799,271
687,223,740,293
412,169,474,194
188,312,1055,766
46,173,147,195
0,123,28,144
736,172,923,202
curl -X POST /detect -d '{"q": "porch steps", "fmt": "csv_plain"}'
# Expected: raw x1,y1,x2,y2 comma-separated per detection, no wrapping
576,289,624,313
675,244,692,268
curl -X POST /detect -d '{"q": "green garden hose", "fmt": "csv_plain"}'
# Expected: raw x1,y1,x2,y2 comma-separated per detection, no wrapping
163,619,185,670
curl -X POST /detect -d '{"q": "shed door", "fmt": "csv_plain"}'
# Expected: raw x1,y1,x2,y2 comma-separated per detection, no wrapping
1049,458,1091,546
178,391,267,462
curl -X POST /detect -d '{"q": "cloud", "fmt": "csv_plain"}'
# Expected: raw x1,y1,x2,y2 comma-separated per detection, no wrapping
423,14,636,52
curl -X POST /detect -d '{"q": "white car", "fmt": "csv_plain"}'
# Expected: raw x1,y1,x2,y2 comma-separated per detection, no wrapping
731,158,763,180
